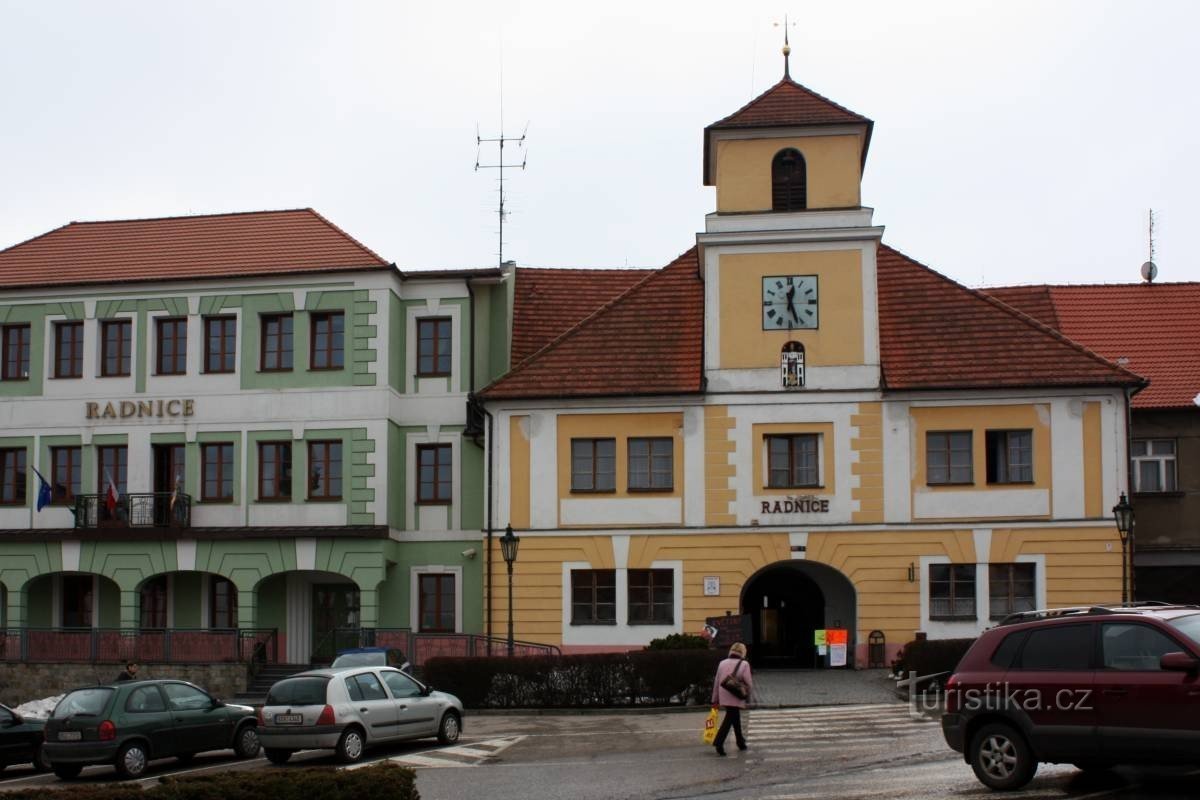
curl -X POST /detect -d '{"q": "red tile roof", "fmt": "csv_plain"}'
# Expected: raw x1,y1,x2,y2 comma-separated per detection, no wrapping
707,77,871,130
986,283,1200,409
0,209,389,289
878,246,1143,391
481,249,703,400
511,267,653,366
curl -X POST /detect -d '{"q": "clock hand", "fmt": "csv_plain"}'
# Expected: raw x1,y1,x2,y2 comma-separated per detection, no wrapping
786,286,798,321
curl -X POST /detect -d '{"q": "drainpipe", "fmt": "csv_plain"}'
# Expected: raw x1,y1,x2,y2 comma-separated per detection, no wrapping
466,280,476,394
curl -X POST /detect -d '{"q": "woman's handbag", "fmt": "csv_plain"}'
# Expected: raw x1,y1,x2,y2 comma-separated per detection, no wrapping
720,660,749,700
702,706,718,744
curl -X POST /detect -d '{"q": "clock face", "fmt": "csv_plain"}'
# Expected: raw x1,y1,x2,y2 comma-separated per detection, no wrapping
762,275,818,330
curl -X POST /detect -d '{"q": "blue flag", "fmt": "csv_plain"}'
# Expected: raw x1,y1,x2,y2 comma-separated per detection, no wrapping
33,468,52,512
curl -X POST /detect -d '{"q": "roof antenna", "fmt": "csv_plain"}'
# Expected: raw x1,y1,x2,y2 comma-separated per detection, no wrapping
1140,209,1157,283
475,37,528,269
774,14,796,80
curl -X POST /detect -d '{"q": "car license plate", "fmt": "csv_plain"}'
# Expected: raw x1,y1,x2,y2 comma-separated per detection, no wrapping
274,714,303,725
58,731,82,741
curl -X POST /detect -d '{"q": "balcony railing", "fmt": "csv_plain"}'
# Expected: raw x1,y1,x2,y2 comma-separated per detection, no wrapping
73,492,191,529
0,627,277,664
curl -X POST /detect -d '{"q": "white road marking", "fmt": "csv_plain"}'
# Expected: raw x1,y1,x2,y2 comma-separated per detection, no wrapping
344,735,527,770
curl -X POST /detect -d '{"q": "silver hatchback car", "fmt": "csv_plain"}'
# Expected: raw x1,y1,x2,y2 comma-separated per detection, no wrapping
257,666,463,764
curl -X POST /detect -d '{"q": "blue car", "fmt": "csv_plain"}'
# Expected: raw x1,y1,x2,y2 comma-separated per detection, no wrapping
330,647,412,674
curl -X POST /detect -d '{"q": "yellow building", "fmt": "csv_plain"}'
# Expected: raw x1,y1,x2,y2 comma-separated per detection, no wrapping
478,67,1143,667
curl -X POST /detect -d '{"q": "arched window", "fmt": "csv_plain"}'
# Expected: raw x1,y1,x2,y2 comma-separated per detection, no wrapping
772,148,807,211
781,341,805,389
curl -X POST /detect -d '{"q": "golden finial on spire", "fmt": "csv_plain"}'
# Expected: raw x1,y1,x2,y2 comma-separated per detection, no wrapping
774,14,797,79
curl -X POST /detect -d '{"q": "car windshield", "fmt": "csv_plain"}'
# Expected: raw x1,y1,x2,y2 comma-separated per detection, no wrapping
331,652,384,668
52,688,113,719
1166,613,1200,647
266,677,330,706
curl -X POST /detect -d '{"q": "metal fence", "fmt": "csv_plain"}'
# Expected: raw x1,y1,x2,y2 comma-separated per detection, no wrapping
0,627,277,664
313,628,561,667
72,493,192,529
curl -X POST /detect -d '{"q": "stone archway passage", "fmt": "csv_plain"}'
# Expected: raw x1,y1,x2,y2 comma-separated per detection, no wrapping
740,560,857,669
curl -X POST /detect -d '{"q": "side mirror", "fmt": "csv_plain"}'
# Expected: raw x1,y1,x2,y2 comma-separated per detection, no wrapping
421,685,433,696
211,697,225,708
1160,652,1199,672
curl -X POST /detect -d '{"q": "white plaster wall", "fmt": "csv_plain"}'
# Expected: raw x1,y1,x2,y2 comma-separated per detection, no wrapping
1051,398,1085,518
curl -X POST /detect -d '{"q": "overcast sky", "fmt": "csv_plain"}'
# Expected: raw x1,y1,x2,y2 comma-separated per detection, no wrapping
1,0,1196,287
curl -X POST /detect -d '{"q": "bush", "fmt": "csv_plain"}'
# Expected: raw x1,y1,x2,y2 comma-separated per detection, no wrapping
891,637,976,678
645,633,711,650
423,649,722,708
5,763,417,800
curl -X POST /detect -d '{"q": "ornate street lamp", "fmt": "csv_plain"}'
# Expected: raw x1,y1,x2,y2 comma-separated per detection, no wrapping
1112,493,1135,604
500,524,520,657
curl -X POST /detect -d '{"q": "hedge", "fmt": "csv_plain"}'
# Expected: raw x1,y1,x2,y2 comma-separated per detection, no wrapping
891,637,976,680
422,649,723,708
4,762,417,800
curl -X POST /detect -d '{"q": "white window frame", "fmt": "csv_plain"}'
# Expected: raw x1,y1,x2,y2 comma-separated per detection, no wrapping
1132,438,1177,493
409,565,463,633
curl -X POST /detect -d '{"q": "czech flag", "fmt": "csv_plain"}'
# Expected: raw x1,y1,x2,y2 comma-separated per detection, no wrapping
104,469,120,515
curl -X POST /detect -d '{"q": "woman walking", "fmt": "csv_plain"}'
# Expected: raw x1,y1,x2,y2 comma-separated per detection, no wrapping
711,642,753,756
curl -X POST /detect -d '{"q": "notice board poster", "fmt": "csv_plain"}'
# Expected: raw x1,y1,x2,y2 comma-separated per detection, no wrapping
705,614,752,650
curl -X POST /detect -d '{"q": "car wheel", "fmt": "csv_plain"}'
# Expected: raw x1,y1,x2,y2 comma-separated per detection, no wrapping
969,723,1037,790
33,744,53,773
264,748,293,765
335,726,365,763
437,711,461,745
115,741,150,779
53,763,83,780
234,725,261,759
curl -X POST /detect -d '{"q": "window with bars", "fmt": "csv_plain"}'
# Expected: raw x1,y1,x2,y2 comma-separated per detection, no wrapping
155,317,187,375
927,431,973,485
51,446,81,504
100,319,132,377
210,577,238,629
771,148,807,211
308,440,342,500
766,434,819,489
1132,439,1177,493
571,569,616,624
929,563,977,620
986,430,1033,484
571,438,616,493
1,323,30,381
628,568,674,625
310,311,344,370
204,316,236,373
257,442,292,501
989,563,1036,620
417,444,452,504
418,573,456,632
54,321,83,378
260,313,293,371
417,317,452,377
628,438,673,491
201,443,234,502
0,448,26,505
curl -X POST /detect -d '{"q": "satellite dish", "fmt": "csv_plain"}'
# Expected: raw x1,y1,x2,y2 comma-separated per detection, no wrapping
1141,261,1157,282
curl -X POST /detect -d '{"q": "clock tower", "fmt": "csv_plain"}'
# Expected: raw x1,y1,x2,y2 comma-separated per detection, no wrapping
698,58,883,393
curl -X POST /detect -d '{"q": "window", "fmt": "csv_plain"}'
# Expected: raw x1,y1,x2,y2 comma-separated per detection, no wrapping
417,317,452,377
781,341,805,388
929,564,976,620
571,438,616,493
345,672,387,702
310,311,344,370
140,576,167,629
257,442,292,501
0,448,26,505
418,573,456,632
989,563,1036,620
986,430,1033,484
97,445,127,495
382,670,422,699
771,147,807,211
61,575,94,628
628,569,673,624
260,313,293,371
201,443,234,502
54,321,83,378
628,438,673,491
1,323,30,380
1015,624,1093,670
571,569,616,624
1102,623,1183,671
51,446,82,505
417,444,452,504
100,319,132,377
210,577,237,629
125,686,167,713
154,317,187,375
766,434,819,489
163,683,212,711
308,440,342,500
204,316,236,373
1132,439,1177,493
927,431,973,485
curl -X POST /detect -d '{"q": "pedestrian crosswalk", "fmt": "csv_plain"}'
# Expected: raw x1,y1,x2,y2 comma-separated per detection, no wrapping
743,703,939,760
347,736,526,770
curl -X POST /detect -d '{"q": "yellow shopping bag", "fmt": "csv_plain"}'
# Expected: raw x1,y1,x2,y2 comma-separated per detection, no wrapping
702,706,718,745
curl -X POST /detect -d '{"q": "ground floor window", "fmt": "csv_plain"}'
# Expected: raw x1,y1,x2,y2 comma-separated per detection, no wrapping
570,569,616,624
628,568,673,625
140,576,168,629
61,575,93,628
989,563,1036,619
418,573,456,632
210,577,237,629
929,564,976,620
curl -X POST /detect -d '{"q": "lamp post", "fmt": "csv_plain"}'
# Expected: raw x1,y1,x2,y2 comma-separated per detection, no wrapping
1112,493,1135,604
499,524,520,657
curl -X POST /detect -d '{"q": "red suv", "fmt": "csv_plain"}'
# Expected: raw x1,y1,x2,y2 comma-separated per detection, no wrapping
941,603,1200,790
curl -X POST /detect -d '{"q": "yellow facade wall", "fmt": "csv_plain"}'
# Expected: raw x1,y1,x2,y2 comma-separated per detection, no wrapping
705,406,737,526
715,134,863,212
718,250,864,369
556,413,684,504
850,402,884,524
1082,402,1103,518
991,526,1123,607
508,416,530,528
751,422,837,496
